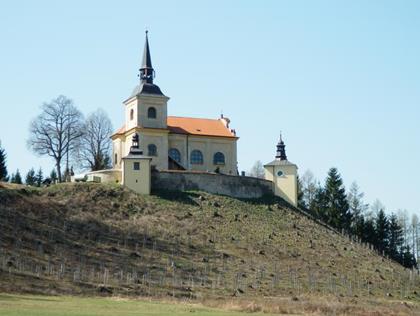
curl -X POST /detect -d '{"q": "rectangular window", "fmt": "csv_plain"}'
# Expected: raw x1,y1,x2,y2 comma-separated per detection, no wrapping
133,162,140,170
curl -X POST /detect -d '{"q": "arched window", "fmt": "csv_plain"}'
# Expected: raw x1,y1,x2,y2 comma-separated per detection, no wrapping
130,109,134,120
190,150,203,165
147,107,157,119
169,148,181,163
148,144,157,156
213,152,225,165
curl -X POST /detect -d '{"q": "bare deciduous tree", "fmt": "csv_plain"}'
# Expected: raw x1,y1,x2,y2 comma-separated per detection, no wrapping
28,95,83,182
411,214,419,260
300,169,318,208
76,109,113,171
248,160,265,178
347,182,369,218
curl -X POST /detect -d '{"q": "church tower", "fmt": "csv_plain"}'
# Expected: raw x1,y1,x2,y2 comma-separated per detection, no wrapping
264,135,298,207
120,31,170,170
124,31,169,130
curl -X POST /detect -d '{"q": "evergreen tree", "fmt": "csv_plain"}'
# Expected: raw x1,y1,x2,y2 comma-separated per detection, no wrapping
36,167,43,187
375,209,389,253
50,169,58,183
353,214,366,241
11,169,22,184
363,218,376,246
399,245,417,268
25,168,37,185
388,213,404,261
324,168,351,231
0,141,8,181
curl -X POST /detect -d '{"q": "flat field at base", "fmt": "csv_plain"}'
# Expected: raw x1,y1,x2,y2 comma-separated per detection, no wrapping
0,294,277,316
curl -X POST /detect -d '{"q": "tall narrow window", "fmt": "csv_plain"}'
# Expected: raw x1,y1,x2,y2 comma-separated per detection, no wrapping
190,150,203,165
147,107,157,119
169,148,181,163
114,153,118,165
148,144,157,156
213,152,225,165
130,109,134,120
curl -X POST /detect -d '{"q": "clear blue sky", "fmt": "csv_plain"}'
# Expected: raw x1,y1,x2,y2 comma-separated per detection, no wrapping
1,1,419,215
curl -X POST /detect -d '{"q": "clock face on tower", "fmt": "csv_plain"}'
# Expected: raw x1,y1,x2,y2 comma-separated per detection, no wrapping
277,170,284,177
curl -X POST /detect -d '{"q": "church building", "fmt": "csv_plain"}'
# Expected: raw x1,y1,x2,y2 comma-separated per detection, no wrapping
111,32,239,175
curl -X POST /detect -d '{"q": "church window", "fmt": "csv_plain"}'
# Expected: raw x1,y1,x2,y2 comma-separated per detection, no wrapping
190,150,203,165
169,148,181,163
213,152,225,165
277,170,284,177
147,107,157,119
130,109,134,120
148,144,157,156
133,162,140,170
114,153,118,165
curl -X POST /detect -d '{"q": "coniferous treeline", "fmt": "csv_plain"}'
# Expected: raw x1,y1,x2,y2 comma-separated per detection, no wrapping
299,168,417,269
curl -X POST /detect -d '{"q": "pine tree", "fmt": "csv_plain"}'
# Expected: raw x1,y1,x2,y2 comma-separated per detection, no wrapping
0,142,8,181
25,168,37,185
388,213,404,261
399,245,417,268
375,209,389,253
50,169,58,183
363,218,376,246
324,168,351,231
11,169,22,184
353,214,366,241
36,167,43,187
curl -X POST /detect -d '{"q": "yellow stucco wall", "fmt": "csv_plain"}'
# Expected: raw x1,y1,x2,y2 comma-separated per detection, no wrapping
265,164,298,207
122,157,151,195
113,132,237,174
168,135,237,174
124,94,169,132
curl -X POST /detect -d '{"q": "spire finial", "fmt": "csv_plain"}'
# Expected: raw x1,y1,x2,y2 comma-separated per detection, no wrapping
139,30,154,84
276,133,287,161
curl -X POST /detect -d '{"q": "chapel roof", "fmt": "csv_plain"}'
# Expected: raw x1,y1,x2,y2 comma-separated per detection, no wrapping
167,116,237,138
112,116,237,139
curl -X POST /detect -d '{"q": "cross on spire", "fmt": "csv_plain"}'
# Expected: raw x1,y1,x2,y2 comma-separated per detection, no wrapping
139,30,154,84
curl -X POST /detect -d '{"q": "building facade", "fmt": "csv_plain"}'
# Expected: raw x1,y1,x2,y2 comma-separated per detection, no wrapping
112,32,238,175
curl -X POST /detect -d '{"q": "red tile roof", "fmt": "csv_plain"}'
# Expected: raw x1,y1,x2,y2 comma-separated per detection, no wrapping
112,116,237,139
167,116,236,138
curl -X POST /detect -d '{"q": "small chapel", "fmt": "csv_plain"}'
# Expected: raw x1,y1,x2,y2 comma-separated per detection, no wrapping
111,31,239,175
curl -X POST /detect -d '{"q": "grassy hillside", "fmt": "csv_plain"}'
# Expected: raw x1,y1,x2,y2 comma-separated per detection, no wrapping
0,183,419,305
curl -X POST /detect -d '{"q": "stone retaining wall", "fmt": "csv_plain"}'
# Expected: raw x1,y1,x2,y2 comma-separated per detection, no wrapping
152,170,273,199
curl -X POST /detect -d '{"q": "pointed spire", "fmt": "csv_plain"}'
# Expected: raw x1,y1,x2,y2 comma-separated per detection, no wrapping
139,30,155,84
275,133,288,161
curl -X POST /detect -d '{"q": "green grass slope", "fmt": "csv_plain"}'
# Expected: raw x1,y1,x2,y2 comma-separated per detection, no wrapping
0,182,418,301
0,294,273,316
